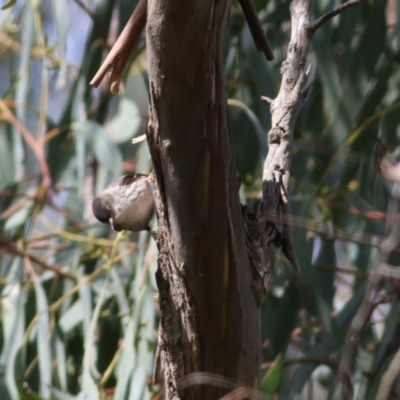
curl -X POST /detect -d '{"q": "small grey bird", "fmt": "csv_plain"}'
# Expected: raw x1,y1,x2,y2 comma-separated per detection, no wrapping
92,174,155,232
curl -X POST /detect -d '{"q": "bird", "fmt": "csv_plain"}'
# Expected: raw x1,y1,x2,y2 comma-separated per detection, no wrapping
92,174,155,232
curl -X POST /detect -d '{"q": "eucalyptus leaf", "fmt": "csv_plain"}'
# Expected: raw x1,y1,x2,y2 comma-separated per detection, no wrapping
59,299,84,333
0,258,25,400
1,0,16,10
4,199,33,230
105,97,143,144
31,270,52,399
50,0,69,87
262,353,283,395
287,342,333,398
72,120,122,175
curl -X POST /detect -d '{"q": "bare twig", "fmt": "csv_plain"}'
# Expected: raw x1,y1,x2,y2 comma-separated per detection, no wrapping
0,238,76,281
335,282,380,400
0,100,54,197
260,95,272,105
305,0,360,38
90,0,147,92
238,0,274,60
314,264,369,280
262,357,338,369
376,344,400,400
132,133,147,144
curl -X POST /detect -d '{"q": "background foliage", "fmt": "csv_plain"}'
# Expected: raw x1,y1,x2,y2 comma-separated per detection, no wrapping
0,0,399,399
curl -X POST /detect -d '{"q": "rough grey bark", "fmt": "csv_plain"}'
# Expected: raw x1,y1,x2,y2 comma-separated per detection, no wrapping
143,0,359,398
146,0,261,398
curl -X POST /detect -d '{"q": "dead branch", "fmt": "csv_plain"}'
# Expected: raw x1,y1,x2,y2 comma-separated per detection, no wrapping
246,0,359,287
306,0,360,38
90,0,147,93
238,0,274,60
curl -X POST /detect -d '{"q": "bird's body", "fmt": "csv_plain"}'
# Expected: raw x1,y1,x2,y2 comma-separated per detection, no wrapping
92,174,155,232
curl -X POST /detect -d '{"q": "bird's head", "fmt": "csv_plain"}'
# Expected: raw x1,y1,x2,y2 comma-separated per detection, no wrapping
92,195,118,229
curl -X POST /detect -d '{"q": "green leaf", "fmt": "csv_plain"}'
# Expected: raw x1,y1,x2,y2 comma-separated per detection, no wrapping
347,0,386,106
262,282,301,359
262,353,283,395
365,356,393,400
114,279,149,398
50,0,70,87
72,120,122,175
313,24,353,143
336,281,367,333
1,0,17,10
54,332,68,392
313,238,335,308
0,124,16,185
59,300,84,333
4,198,33,231
104,97,143,144
0,258,25,400
31,272,52,399
80,267,102,400
286,342,332,398
228,98,267,159
48,386,75,400
371,303,400,376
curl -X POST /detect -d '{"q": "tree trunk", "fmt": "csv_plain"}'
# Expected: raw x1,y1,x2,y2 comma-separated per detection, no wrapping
146,0,261,398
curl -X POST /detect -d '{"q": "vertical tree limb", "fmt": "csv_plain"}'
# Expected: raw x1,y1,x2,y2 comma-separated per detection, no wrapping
247,0,358,291
146,0,261,398
86,0,360,397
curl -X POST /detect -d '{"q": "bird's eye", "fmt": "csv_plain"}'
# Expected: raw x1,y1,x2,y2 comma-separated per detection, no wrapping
106,205,112,210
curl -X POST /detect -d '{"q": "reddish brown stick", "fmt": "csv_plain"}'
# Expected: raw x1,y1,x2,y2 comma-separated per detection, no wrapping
90,0,147,92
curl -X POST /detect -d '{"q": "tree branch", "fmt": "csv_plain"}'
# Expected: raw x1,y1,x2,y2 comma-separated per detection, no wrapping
377,343,400,400
0,100,54,197
249,0,359,285
0,238,76,281
253,0,314,278
306,0,360,38
146,0,261,397
90,0,147,93
238,0,274,60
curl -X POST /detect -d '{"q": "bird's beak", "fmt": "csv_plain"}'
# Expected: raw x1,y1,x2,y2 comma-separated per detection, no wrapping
109,217,115,230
